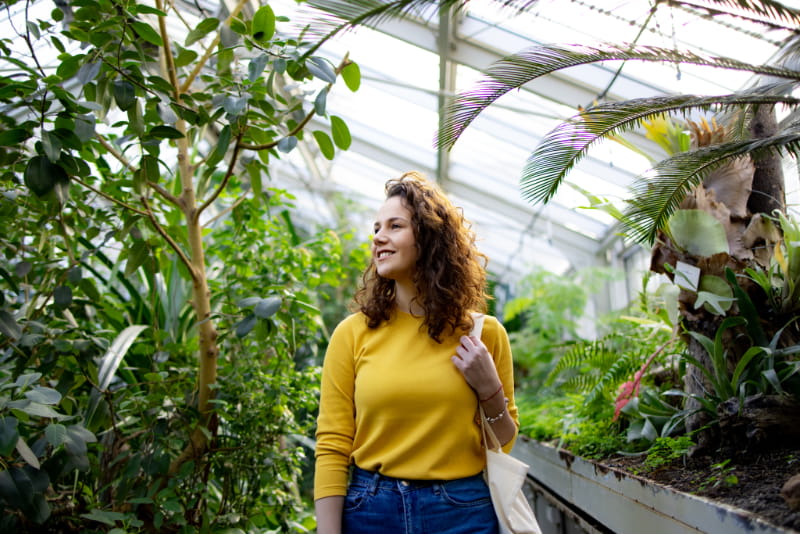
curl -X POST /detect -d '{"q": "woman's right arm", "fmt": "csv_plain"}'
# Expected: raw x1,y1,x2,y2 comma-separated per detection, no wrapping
315,496,344,534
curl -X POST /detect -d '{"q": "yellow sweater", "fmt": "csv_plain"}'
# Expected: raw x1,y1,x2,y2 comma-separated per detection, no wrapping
314,310,518,500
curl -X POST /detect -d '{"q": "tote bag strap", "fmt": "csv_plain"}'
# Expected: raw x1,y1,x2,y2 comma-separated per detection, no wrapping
469,313,502,452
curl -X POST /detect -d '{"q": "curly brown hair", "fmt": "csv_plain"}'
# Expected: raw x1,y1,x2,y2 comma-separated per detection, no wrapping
353,171,489,342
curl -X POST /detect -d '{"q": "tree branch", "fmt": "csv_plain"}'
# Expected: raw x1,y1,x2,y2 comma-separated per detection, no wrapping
180,0,250,93
140,196,197,280
72,176,149,216
195,132,244,223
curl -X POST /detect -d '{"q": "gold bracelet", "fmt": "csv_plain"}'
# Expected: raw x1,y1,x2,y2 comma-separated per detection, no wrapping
485,397,509,424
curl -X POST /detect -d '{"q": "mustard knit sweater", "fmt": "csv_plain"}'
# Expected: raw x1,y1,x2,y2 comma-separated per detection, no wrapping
314,310,518,500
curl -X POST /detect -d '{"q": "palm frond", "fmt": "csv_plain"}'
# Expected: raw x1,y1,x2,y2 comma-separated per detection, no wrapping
297,0,537,58
437,43,800,151
626,121,800,244
681,0,800,30
519,92,800,205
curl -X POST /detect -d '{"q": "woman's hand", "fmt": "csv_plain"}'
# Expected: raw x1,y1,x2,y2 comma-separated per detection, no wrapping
451,335,502,400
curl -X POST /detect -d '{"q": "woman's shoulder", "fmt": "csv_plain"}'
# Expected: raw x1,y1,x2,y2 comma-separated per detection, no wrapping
477,314,509,337
332,311,370,334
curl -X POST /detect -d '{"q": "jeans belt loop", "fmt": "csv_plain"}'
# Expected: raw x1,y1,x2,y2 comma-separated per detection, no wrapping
369,470,381,495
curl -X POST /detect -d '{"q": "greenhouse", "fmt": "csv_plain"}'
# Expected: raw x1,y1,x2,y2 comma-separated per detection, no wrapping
2,0,800,532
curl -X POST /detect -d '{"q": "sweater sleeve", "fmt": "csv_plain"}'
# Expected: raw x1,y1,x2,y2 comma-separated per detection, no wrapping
485,316,519,453
314,317,357,500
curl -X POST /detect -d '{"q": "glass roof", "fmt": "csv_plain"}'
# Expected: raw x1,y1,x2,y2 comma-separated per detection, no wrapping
270,0,799,289
4,0,800,299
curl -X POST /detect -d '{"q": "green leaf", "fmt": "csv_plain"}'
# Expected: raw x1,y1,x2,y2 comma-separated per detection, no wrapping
667,210,729,256
314,88,327,116
341,61,361,92
148,125,184,139
45,423,67,447
134,5,167,16
330,115,351,150
695,274,733,315
112,80,135,111
235,314,257,338
81,509,127,526
251,5,275,42
140,154,160,183
313,130,335,160
9,400,62,419
24,156,68,198
41,130,62,162
54,285,72,309
125,240,149,277
0,310,21,340
306,56,337,84
254,296,281,319
131,21,163,46
16,436,40,469
26,387,62,405
206,125,231,168
64,424,96,456
97,325,149,390
277,136,297,153
0,417,19,456
248,53,269,83
174,48,198,68
0,128,30,147
185,17,220,47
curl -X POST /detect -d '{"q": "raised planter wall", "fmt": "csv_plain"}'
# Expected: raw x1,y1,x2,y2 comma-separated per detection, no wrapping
511,437,793,534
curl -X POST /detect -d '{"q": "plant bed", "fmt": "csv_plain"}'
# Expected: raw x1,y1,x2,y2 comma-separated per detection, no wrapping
512,437,800,534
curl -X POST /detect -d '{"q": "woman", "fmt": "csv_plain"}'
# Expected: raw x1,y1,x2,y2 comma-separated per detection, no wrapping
315,171,518,534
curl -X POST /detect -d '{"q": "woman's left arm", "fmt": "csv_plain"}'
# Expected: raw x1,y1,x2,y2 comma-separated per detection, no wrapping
452,318,518,447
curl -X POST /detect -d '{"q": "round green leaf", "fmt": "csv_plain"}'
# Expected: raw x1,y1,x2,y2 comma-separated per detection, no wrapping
112,80,135,111
26,387,62,405
254,296,281,319
251,5,275,42
341,61,361,92
54,285,72,309
277,136,297,154
24,155,68,197
313,130,335,160
45,423,67,447
330,115,351,150
235,314,257,338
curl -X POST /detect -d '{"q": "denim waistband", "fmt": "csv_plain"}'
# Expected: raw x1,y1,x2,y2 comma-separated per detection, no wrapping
350,465,484,493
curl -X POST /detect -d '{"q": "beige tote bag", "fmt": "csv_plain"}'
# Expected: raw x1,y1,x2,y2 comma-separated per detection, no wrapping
471,314,541,534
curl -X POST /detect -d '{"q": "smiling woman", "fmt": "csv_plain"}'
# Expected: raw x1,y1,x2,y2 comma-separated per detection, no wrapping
314,171,520,534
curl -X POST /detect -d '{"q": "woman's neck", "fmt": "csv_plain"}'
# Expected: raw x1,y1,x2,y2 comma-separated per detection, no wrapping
394,281,423,316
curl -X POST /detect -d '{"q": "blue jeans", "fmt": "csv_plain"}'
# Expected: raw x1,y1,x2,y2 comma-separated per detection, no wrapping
342,466,499,534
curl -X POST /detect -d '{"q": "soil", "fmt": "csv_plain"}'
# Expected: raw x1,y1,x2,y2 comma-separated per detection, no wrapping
602,446,800,532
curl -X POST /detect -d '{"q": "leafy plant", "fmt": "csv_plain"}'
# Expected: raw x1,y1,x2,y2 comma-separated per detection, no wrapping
698,459,739,492
642,435,694,472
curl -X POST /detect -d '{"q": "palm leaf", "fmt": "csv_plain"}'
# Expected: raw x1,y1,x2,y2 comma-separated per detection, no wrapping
438,43,800,151
626,120,800,244
298,0,537,58
683,0,800,30
519,91,800,206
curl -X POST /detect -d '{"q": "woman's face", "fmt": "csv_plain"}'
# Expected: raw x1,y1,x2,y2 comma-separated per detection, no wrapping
372,195,418,284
